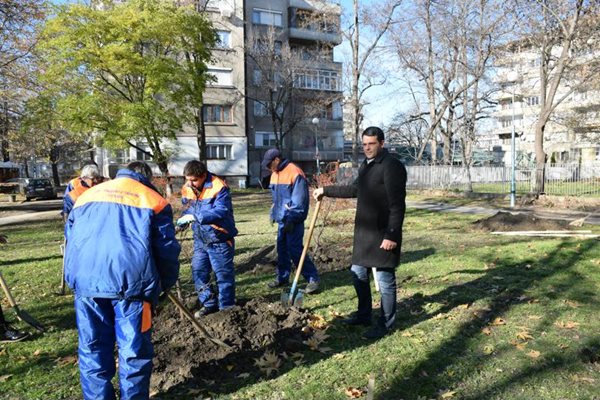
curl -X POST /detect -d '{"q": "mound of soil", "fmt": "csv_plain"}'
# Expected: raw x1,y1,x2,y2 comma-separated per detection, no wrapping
472,211,569,232
151,297,310,394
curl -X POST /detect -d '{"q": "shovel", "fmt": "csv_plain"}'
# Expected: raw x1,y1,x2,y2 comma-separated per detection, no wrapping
0,271,45,332
281,199,322,308
166,291,230,349
59,241,66,295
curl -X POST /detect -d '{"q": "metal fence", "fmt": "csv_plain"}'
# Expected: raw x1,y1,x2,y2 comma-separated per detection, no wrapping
405,163,600,196
337,163,600,197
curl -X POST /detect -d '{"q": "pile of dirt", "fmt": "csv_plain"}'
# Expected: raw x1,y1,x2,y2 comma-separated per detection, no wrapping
150,297,310,394
236,241,352,276
472,211,569,232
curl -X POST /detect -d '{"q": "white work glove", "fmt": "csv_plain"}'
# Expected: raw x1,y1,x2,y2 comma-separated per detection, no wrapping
176,214,196,227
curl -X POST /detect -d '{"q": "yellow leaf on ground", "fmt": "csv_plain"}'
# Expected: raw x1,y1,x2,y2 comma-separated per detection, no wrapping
483,345,495,355
55,355,78,366
225,364,235,371
527,315,542,320
555,321,580,329
516,331,534,341
558,343,569,349
402,331,414,337
509,340,527,350
527,350,541,358
571,374,595,384
564,300,580,308
0,374,13,383
481,327,492,336
491,317,506,326
440,389,457,398
344,387,364,398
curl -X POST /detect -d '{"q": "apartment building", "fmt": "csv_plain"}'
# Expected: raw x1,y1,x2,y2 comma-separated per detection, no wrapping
92,0,342,186
245,0,343,184
492,44,600,166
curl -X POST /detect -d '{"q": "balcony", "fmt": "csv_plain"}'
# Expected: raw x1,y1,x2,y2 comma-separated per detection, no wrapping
292,150,344,161
288,28,342,45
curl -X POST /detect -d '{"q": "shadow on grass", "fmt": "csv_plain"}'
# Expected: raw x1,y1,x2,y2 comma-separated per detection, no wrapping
1,254,62,267
376,238,598,399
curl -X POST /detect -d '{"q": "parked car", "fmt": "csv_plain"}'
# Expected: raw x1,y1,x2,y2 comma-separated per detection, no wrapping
5,178,57,200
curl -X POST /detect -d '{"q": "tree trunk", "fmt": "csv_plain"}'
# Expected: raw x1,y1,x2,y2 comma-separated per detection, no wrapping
156,160,173,198
534,121,546,194
49,146,61,186
196,111,207,163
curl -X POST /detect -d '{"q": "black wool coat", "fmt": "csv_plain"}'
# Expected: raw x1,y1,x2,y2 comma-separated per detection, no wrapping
324,148,406,269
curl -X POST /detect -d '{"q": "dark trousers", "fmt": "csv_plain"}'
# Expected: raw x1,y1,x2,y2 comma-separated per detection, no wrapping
191,240,235,310
275,222,319,283
350,264,397,330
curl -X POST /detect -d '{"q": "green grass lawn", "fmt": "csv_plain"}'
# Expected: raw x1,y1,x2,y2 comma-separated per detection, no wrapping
1,192,599,399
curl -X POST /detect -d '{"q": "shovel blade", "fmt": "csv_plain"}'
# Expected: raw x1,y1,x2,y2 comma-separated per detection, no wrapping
14,306,45,332
281,290,291,307
292,290,304,308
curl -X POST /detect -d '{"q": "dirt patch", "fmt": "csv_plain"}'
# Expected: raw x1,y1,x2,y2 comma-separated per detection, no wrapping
151,297,311,395
236,241,351,276
472,211,569,232
534,195,600,212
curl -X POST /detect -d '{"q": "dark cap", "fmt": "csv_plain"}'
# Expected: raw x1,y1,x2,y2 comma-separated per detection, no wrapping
261,148,281,170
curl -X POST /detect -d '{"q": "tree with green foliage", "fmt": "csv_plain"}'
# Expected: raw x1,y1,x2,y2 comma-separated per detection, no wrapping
39,0,215,194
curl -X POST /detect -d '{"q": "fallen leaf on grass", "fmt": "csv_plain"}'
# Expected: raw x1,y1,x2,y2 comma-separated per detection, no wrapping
482,345,495,355
253,351,282,377
509,340,527,350
527,350,541,358
344,387,364,398
333,353,346,360
439,389,457,398
401,331,414,337
516,330,534,341
308,314,328,330
55,355,78,366
186,388,202,395
564,300,580,308
457,304,470,310
420,370,429,377
481,327,492,336
225,364,235,371
571,374,595,384
555,321,580,329
329,309,343,318
558,343,569,349
0,374,13,383
527,298,540,304
527,315,542,320
33,349,42,357
490,318,506,326
236,373,250,379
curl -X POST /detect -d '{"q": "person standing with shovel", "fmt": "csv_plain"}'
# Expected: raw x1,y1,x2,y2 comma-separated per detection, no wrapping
313,126,407,339
262,149,320,295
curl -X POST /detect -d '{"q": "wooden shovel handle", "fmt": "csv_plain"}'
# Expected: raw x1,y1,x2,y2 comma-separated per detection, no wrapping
291,199,322,290
0,271,18,308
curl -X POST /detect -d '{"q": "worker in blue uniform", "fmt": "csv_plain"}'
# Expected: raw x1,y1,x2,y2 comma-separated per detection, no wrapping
261,148,320,294
177,160,238,317
65,161,180,400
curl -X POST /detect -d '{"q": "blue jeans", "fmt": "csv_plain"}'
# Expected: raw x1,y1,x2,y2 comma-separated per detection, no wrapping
191,240,235,310
350,265,397,330
74,296,153,400
276,222,319,283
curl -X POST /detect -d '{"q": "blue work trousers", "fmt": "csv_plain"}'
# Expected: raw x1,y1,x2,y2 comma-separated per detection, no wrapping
191,240,235,310
74,296,153,400
275,222,319,284
350,265,397,330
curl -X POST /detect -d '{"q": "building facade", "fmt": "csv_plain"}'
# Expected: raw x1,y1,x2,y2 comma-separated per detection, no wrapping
492,44,600,166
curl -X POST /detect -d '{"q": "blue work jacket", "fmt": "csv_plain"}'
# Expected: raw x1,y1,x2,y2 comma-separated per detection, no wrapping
269,159,309,224
64,169,180,303
181,172,237,244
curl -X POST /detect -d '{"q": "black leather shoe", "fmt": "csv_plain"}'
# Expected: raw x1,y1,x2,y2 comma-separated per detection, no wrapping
342,315,371,327
362,325,389,339
0,328,29,343
267,280,288,289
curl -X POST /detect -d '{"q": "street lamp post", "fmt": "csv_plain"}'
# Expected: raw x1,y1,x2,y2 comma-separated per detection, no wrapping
311,117,321,175
507,71,519,208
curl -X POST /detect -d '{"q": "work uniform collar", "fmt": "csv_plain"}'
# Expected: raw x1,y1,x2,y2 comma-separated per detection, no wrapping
116,169,160,194
201,172,214,189
276,159,289,172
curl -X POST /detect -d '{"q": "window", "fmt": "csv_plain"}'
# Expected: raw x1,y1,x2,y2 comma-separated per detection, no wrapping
252,8,282,27
526,96,539,106
255,132,277,148
110,149,128,163
529,57,541,68
215,31,231,49
207,67,233,86
253,69,262,85
254,101,269,117
203,104,232,123
136,149,152,161
207,144,233,160
294,69,339,91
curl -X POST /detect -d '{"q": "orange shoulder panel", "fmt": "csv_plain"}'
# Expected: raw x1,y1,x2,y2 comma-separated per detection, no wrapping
181,186,196,201
200,176,227,200
68,183,89,202
74,178,168,214
273,163,304,186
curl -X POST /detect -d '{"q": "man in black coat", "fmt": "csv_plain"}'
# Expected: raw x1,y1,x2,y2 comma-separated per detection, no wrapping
314,126,407,339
